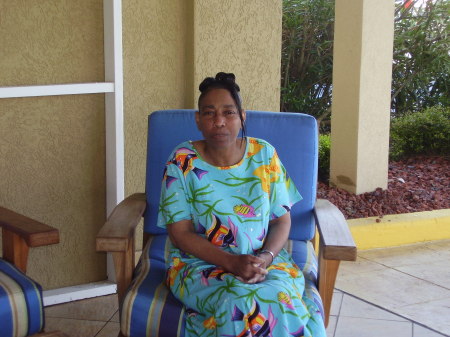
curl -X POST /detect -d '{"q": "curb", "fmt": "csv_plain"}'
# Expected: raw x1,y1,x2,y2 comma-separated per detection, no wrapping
347,209,450,250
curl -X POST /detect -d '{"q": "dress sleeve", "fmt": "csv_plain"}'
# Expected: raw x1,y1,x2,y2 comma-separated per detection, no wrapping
156,162,192,228
269,150,303,219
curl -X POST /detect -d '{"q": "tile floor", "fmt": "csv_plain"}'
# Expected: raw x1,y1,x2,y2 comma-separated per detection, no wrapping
44,240,450,337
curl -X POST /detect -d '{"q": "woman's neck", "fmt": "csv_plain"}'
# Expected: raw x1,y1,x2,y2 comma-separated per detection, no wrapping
194,138,246,167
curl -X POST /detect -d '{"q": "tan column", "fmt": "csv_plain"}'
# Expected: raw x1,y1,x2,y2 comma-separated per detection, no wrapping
330,0,394,194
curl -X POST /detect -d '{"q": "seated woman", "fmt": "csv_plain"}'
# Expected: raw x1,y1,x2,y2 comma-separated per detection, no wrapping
157,72,326,337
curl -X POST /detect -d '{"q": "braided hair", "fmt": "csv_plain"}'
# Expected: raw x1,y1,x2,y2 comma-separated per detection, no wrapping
198,72,246,140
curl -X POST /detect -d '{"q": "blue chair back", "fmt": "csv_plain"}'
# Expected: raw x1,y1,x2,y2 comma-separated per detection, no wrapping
144,110,318,241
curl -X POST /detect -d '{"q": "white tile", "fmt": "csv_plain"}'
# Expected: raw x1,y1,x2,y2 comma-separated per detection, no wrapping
398,297,450,337
413,324,448,337
339,294,408,321
425,240,450,252
45,317,106,337
330,291,343,316
110,310,120,323
396,260,450,290
336,268,450,309
359,244,444,268
96,321,120,337
326,315,337,337
338,256,386,275
334,316,412,337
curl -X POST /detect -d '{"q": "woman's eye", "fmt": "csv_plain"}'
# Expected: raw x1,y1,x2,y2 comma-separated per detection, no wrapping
225,110,237,115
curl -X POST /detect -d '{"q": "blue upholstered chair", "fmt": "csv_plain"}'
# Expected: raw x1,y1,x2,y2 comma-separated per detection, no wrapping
0,207,60,337
97,110,357,337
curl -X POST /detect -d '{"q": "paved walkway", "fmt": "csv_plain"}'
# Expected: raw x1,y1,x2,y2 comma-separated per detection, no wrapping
44,240,450,336
334,239,450,336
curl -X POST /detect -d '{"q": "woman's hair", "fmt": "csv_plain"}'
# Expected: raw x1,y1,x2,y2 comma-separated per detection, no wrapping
198,72,246,139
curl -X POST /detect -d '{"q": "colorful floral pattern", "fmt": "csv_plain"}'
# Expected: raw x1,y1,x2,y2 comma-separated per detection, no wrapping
157,137,326,337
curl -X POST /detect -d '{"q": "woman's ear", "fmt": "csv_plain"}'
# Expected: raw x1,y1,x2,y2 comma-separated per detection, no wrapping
195,110,201,127
242,109,246,122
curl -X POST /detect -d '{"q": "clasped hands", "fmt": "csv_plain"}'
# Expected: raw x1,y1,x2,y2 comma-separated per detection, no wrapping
228,253,272,284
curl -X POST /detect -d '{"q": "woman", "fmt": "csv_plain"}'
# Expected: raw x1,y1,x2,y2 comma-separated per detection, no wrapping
157,72,326,336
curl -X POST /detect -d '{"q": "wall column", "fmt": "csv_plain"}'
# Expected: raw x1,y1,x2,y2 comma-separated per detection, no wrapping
330,0,394,194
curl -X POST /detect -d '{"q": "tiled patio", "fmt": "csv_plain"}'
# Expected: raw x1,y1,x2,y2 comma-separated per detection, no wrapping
44,240,450,337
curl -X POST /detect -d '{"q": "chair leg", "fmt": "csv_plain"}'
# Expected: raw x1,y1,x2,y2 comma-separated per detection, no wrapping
318,251,340,328
112,240,134,304
2,229,30,273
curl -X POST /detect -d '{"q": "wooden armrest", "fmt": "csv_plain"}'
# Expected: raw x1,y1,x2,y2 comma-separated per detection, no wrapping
96,193,147,252
0,206,59,247
314,198,357,328
96,193,146,302
0,206,59,273
313,199,357,261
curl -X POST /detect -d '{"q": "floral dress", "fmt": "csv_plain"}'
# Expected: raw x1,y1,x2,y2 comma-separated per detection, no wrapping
157,137,326,337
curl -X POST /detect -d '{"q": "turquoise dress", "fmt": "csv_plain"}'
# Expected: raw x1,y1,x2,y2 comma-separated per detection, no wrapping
157,137,326,337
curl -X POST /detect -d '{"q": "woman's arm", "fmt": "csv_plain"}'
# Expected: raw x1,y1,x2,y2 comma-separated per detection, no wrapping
167,219,267,283
257,212,292,268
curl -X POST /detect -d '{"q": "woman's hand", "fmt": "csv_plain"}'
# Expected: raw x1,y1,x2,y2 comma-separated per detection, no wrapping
226,254,268,284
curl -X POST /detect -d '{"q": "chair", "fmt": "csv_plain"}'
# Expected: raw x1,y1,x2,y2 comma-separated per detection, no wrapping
96,110,357,337
0,206,65,337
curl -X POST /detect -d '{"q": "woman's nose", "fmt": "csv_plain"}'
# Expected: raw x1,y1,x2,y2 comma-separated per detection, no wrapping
213,114,225,127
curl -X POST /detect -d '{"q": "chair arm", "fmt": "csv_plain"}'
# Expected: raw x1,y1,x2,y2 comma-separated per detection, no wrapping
313,199,357,328
96,193,146,302
96,193,147,253
0,206,59,273
313,199,357,261
0,206,59,247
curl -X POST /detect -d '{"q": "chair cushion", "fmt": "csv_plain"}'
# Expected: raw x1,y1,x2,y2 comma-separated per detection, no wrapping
120,235,185,337
120,236,323,337
0,258,44,337
285,240,324,320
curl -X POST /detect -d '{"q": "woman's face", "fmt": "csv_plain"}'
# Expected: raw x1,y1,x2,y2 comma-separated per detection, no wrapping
196,88,245,148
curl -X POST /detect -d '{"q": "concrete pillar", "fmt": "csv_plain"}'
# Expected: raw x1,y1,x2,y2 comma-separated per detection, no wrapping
330,0,395,194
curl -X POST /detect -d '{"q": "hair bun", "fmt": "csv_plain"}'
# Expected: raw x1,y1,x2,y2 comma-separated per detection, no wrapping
198,72,241,93
215,72,240,91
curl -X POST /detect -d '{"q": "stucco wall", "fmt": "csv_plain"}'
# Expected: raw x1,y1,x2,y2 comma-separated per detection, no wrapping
0,1,106,289
0,0,282,289
192,0,282,111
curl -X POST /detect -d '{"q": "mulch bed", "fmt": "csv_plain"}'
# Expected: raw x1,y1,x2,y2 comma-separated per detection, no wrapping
317,156,450,219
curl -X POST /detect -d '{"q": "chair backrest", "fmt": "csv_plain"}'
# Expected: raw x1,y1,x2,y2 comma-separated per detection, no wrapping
144,110,318,241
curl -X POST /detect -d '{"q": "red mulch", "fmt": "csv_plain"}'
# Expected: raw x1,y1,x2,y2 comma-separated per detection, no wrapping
317,156,450,219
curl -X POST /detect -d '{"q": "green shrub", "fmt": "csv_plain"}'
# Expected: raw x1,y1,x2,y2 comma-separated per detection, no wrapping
318,133,331,181
390,106,450,160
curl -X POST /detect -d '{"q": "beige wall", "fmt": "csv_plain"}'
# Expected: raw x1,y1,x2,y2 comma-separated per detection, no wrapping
1,0,282,289
0,1,106,289
191,0,282,111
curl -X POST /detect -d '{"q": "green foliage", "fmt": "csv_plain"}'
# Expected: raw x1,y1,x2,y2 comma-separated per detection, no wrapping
390,106,450,160
281,0,334,126
392,0,450,116
318,133,331,181
281,0,450,124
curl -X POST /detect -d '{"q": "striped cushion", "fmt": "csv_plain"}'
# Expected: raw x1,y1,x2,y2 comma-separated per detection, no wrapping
121,236,323,336
120,235,185,337
285,239,324,320
0,259,44,337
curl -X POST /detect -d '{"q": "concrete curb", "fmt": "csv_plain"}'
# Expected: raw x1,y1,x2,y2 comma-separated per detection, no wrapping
347,209,450,250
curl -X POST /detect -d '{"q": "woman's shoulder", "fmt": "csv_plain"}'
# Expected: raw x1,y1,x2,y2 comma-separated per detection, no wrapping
165,141,195,161
247,137,276,156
